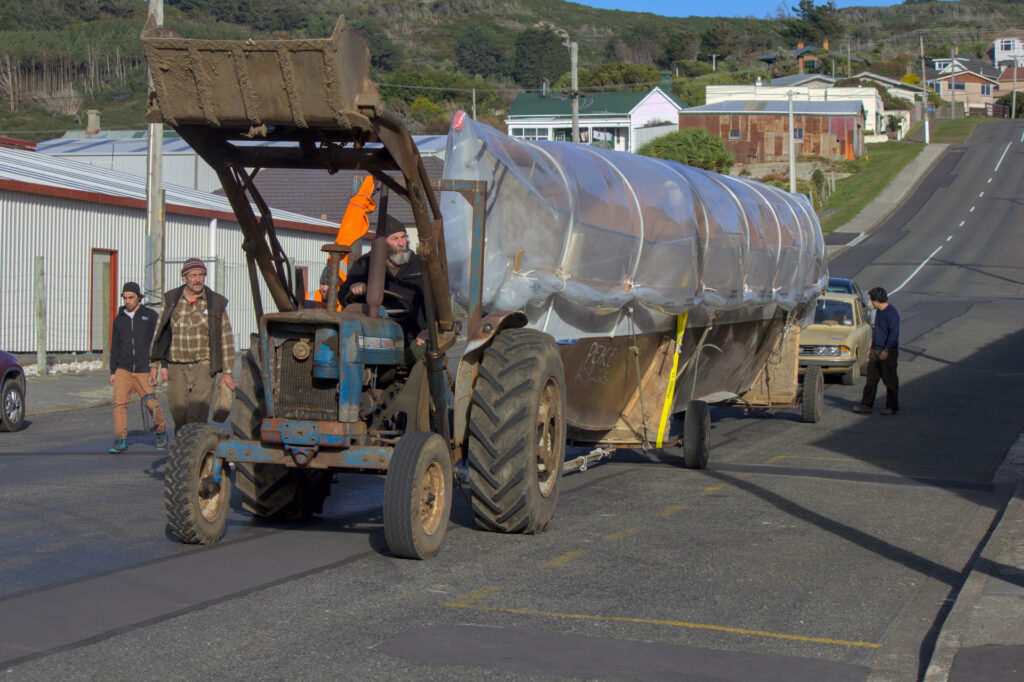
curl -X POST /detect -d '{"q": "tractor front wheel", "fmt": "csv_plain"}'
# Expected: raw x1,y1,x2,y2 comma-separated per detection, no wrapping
164,424,230,545
383,431,453,559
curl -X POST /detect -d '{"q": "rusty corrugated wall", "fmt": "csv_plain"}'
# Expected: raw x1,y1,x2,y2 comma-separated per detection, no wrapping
678,113,862,164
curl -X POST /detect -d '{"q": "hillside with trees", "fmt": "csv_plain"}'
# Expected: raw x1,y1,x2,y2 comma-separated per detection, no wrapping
1,0,1023,139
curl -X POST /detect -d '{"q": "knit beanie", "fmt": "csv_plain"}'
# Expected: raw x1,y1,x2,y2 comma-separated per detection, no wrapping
181,257,207,277
121,281,142,296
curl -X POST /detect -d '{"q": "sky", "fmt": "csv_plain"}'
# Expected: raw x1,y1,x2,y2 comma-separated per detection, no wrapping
576,0,906,19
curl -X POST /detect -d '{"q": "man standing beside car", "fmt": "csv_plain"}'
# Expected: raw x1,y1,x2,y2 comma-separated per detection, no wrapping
109,282,167,453
853,287,900,415
150,258,236,433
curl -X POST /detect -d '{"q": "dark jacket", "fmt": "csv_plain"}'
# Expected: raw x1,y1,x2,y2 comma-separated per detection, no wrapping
150,285,230,375
109,304,160,374
340,251,426,342
871,304,900,350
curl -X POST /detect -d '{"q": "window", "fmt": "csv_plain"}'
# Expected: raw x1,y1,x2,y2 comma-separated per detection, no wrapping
1002,39,1016,53
793,128,804,140
949,81,966,91
728,129,741,140
982,84,992,96
511,127,548,140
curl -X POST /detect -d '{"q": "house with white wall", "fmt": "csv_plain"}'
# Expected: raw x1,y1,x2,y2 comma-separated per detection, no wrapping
505,88,685,153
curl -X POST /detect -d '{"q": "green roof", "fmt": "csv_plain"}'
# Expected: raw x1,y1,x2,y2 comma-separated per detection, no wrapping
509,88,685,117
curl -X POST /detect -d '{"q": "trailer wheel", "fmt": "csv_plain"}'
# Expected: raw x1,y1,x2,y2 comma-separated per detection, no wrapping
165,424,230,545
840,355,858,386
683,400,710,469
468,328,565,533
383,431,452,559
232,339,332,521
1,378,25,432
802,365,824,423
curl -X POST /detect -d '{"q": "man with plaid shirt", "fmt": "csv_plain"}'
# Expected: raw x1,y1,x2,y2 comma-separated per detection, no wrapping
150,258,236,431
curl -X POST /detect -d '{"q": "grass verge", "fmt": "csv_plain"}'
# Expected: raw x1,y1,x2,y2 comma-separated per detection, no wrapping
928,116,987,143
820,141,925,232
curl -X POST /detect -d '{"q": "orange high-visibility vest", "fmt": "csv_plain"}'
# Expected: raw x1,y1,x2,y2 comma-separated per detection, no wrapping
335,175,376,281
307,289,341,311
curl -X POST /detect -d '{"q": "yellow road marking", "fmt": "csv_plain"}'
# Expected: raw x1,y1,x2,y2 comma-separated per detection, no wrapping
603,527,641,542
442,585,501,608
541,550,585,568
444,602,880,649
700,483,729,495
657,504,687,517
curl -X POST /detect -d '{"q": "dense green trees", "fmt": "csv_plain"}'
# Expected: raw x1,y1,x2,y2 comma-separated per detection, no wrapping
455,24,513,79
512,28,569,88
637,129,734,173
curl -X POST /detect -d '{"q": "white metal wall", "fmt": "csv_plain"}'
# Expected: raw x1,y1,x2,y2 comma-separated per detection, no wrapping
0,188,335,353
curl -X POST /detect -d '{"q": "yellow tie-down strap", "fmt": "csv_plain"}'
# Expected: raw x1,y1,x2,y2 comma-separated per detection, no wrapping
656,312,688,448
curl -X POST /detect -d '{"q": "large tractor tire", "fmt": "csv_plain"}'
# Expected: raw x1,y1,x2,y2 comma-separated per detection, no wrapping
383,431,453,559
468,328,565,534
165,424,230,544
802,365,824,423
231,339,332,521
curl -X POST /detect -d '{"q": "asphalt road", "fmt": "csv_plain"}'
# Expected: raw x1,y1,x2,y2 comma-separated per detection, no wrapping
2,121,1023,681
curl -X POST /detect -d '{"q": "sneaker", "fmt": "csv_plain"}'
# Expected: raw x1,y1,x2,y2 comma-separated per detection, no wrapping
108,438,128,454
155,431,168,450
851,405,872,414
880,408,898,416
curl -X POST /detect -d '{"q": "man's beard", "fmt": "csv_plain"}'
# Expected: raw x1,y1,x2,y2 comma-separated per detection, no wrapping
388,246,411,266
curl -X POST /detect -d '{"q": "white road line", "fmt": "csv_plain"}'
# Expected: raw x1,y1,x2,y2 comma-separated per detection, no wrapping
995,141,1012,172
979,191,985,198
846,233,868,247
988,177,993,183
970,206,975,213
1020,129,1023,143
891,245,943,295
947,235,952,242
959,220,965,227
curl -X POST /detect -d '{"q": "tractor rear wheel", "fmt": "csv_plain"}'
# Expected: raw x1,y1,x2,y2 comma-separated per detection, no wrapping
165,424,230,544
383,431,452,559
232,339,332,521
468,328,565,533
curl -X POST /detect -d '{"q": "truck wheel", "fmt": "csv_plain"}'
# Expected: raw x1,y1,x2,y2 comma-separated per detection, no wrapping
683,400,710,469
383,431,452,559
165,424,230,545
468,328,565,533
802,365,824,423
232,339,332,521
1,379,25,432
840,356,858,386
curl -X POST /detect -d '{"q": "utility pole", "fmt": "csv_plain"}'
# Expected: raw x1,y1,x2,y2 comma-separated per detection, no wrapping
847,40,851,78
920,34,929,144
146,0,165,309
567,39,580,143
711,54,719,72
788,90,796,194
471,88,477,120
1013,63,1018,120
950,44,956,120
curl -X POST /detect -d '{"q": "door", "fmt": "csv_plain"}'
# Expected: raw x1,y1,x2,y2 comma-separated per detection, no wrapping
90,249,118,352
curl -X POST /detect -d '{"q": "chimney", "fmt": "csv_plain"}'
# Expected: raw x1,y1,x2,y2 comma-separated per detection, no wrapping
86,110,101,135
797,41,804,50
823,38,829,51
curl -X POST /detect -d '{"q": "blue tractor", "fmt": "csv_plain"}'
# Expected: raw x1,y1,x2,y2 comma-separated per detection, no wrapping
143,18,567,559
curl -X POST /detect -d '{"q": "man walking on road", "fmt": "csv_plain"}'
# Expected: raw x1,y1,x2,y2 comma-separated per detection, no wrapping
150,258,236,433
853,287,900,415
109,282,167,453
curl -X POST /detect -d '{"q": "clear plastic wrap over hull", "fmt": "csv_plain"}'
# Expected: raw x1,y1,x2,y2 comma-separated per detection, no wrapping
441,115,827,339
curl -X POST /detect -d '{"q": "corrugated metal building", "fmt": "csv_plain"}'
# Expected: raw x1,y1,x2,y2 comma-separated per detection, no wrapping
36,132,449,194
678,100,864,164
0,147,340,354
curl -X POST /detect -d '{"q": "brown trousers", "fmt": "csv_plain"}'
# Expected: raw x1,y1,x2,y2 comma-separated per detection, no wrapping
112,369,166,439
166,361,215,430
